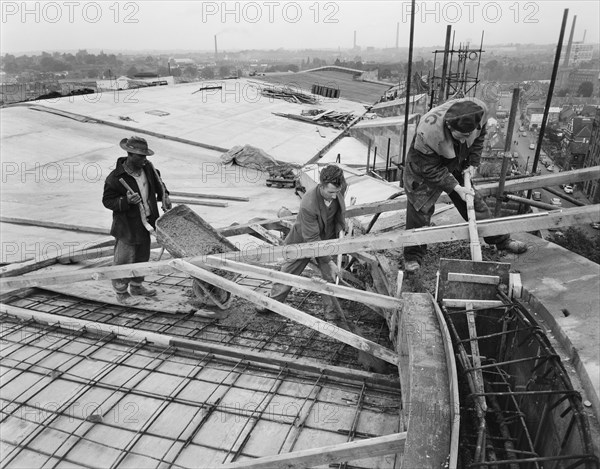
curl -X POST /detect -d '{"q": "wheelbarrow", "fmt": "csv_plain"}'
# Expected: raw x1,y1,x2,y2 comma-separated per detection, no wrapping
156,205,239,309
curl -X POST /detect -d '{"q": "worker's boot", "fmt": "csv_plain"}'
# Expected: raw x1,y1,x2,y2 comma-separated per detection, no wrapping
496,238,528,254
130,284,157,297
116,292,142,306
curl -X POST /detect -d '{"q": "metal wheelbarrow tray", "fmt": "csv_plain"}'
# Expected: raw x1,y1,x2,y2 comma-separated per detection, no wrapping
156,204,239,309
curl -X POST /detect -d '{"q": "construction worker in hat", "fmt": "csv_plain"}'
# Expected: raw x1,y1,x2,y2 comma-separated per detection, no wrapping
402,98,527,273
102,136,172,305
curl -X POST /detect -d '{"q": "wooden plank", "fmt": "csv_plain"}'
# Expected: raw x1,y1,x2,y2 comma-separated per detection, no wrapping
509,272,523,300
200,257,402,309
170,259,399,365
0,236,115,278
0,216,110,235
43,281,217,317
220,432,407,469
169,191,249,202
447,273,500,285
466,301,488,462
216,205,597,265
442,299,505,308
169,197,228,207
464,172,482,261
0,261,175,290
2,205,597,291
438,259,510,303
248,224,282,246
431,296,460,469
476,165,600,197
1,303,399,388
399,293,452,468
216,166,600,237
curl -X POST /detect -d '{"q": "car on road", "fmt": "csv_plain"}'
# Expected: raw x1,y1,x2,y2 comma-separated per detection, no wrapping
563,185,573,194
519,126,524,132
529,143,535,150
591,222,600,230
532,191,542,201
550,197,562,206
547,164,555,172
522,132,527,137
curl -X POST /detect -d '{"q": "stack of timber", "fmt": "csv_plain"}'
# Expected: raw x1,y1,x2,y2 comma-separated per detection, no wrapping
258,83,318,104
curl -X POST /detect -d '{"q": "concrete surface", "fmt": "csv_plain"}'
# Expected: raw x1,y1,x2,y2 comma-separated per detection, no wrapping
512,231,600,426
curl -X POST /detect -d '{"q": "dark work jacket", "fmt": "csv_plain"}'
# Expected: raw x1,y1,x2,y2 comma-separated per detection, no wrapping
102,157,168,244
404,97,488,212
285,185,346,263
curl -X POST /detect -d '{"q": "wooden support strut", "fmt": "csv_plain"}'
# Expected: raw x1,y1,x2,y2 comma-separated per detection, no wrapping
464,171,482,262
169,259,399,365
1,205,598,291
199,257,401,309
220,432,407,468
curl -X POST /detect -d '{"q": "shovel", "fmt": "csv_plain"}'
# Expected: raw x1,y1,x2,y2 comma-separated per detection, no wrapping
327,295,390,373
119,178,154,234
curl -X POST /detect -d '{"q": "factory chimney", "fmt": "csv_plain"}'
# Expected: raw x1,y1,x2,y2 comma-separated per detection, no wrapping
563,15,576,67
214,35,218,62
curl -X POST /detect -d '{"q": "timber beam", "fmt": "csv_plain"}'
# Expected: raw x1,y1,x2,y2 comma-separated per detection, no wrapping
1,204,597,291
217,166,600,237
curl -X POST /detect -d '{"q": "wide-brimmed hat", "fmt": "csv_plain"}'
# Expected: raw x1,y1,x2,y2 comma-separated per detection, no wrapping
120,136,154,156
445,101,485,133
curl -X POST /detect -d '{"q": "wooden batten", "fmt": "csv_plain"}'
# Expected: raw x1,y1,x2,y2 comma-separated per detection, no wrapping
220,432,407,468
170,259,399,365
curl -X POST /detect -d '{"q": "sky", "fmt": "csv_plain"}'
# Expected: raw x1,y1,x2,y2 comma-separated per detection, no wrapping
1,0,599,54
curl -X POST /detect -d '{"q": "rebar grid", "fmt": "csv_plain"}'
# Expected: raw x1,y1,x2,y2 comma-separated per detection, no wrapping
4,287,388,370
441,292,599,469
0,315,401,469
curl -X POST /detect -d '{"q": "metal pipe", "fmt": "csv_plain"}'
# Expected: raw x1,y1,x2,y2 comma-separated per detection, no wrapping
400,0,416,188
385,138,391,180
439,25,451,104
530,9,569,181
495,88,520,216
473,31,484,96
505,194,561,211
544,186,585,206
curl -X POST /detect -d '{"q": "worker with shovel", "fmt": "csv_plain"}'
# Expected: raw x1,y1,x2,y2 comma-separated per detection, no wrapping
103,136,172,305
403,98,528,273
257,164,346,318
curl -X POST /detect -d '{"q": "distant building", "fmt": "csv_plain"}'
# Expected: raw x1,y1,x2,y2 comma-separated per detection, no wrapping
525,103,545,120
567,68,599,95
560,42,595,67
582,107,600,203
580,105,600,117
528,107,561,130
96,75,174,91
169,58,196,68
566,116,593,169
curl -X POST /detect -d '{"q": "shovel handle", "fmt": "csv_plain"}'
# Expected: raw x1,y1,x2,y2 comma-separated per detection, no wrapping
119,178,154,234
464,172,482,261
335,230,344,285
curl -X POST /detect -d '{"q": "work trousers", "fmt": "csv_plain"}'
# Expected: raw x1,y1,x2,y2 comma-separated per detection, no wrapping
111,235,151,293
403,190,509,265
270,256,335,310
